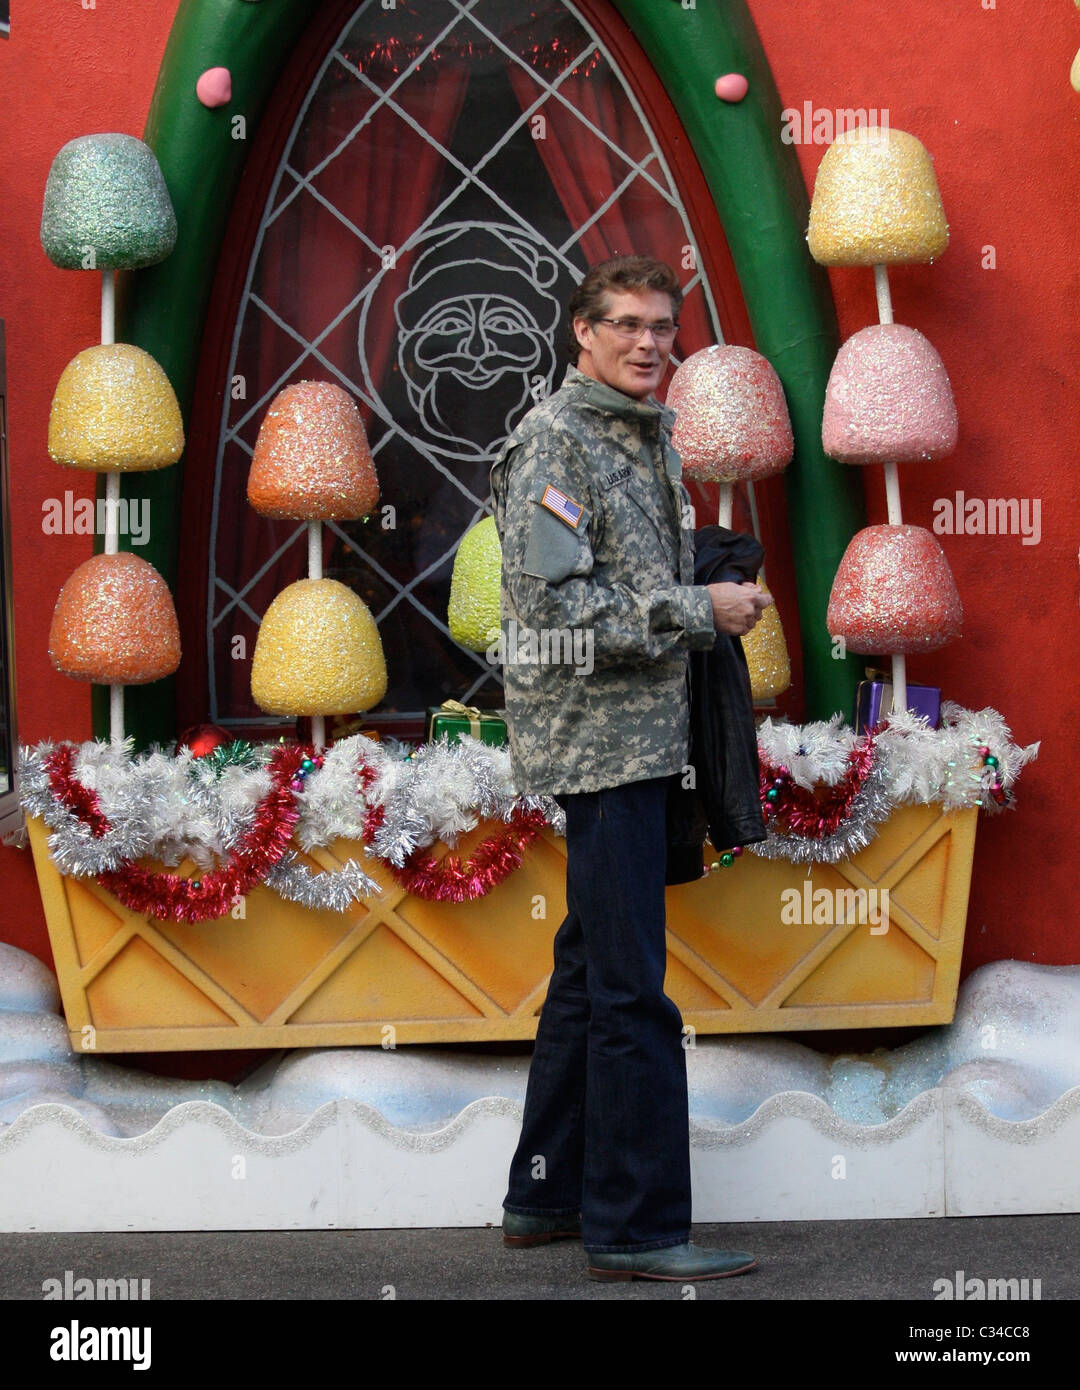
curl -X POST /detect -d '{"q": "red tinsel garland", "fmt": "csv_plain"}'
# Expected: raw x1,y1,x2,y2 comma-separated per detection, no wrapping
42,743,549,915
44,745,110,839
40,734,881,917
97,744,309,922
758,739,877,839
45,744,310,923
380,805,550,903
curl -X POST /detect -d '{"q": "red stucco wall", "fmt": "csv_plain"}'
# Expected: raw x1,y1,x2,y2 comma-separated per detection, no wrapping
747,0,1080,973
0,0,184,964
0,2,1076,1021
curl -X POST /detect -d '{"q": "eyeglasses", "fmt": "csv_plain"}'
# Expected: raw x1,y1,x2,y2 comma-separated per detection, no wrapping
592,316,679,343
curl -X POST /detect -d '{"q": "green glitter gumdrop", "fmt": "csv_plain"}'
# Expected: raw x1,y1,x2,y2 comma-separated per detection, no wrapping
40,134,178,270
448,516,503,652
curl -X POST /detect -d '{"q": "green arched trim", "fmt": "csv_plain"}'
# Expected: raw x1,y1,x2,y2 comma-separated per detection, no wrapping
101,0,864,744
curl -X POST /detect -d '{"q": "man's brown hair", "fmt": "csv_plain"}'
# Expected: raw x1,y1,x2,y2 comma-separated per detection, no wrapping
566,256,682,365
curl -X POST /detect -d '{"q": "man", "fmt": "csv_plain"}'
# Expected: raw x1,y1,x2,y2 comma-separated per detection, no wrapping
488,256,772,1283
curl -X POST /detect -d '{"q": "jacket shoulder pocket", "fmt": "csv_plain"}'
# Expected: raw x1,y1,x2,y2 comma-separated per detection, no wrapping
521,480,593,584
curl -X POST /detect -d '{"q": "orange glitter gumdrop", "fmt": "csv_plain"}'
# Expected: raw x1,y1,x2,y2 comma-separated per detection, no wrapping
247,380,379,520
49,552,181,683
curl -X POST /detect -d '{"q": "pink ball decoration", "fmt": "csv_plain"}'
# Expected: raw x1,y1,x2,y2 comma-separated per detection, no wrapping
667,345,794,483
827,524,963,654
196,68,232,108
714,73,749,103
823,324,958,466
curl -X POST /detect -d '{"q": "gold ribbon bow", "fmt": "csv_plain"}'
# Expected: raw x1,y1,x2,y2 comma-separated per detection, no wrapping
440,698,483,737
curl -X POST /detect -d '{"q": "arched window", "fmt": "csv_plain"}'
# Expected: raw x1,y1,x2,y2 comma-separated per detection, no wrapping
178,0,806,738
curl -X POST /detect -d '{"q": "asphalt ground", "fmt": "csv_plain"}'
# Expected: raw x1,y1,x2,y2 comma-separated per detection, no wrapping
2,1218,1072,1374
1,1213,1074,1301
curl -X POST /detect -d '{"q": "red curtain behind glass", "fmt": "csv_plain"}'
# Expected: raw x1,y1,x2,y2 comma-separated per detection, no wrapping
505,64,711,352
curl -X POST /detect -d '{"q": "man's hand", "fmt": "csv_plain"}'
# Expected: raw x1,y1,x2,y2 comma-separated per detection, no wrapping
707,581,773,636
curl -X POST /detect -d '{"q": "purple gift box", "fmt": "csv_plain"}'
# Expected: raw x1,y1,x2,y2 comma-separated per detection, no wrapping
854,673,941,734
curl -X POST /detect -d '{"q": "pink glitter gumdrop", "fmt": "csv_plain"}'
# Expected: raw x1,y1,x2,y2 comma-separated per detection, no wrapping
823,324,958,466
668,345,794,483
827,524,962,654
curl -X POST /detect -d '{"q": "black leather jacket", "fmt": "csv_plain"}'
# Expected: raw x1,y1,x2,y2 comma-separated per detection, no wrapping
665,526,768,884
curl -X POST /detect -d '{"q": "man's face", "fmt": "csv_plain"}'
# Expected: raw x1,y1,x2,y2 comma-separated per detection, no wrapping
573,288,676,400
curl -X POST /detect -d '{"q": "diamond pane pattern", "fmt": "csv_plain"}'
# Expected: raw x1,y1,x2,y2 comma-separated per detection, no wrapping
209,0,724,728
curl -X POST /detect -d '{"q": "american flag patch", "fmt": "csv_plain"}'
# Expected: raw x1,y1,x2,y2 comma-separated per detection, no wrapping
539,484,584,529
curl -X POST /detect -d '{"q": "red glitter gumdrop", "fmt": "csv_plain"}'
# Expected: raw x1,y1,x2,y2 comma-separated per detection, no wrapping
827,524,962,654
247,380,379,521
667,345,793,483
49,552,181,683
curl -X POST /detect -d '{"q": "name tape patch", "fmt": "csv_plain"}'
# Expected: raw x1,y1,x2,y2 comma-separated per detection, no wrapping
600,465,632,491
539,484,584,529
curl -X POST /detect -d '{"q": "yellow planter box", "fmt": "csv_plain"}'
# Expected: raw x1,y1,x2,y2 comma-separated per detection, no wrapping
26,802,977,1053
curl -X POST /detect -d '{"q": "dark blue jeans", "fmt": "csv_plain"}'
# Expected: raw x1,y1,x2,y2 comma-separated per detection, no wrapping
503,773,692,1253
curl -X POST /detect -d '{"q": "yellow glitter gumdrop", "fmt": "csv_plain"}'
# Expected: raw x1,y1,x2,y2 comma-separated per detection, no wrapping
251,578,387,716
47,343,184,471
448,516,502,652
740,579,790,701
807,126,949,266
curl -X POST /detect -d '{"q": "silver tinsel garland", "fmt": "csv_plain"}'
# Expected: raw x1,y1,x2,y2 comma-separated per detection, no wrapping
748,758,895,864
15,703,1036,897
265,853,381,910
15,733,566,899
749,702,1039,865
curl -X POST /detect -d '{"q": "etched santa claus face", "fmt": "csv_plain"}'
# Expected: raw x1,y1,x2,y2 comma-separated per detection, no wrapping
387,224,562,460
401,292,550,455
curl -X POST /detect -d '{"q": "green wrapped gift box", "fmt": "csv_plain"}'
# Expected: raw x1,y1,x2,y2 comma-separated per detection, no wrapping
426,699,507,747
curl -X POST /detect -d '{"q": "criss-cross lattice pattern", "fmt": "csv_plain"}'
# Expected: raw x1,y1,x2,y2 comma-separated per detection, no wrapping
209,0,725,729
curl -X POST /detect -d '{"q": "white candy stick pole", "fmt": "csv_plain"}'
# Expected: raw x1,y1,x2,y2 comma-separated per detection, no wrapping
874,263,893,325
891,652,908,715
883,461,903,525
307,521,325,750
110,684,125,747
876,263,900,524
307,520,323,579
101,269,116,345
717,482,734,528
876,262,907,712
102,270,123,739
103,473,120,555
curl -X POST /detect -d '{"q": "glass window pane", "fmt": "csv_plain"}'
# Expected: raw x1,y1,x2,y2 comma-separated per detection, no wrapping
209,0,728,733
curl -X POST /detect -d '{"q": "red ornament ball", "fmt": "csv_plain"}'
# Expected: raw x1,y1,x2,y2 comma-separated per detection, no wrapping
175,723,231,759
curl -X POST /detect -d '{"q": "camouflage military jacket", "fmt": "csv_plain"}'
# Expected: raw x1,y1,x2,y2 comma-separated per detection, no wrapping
488,364,716,795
